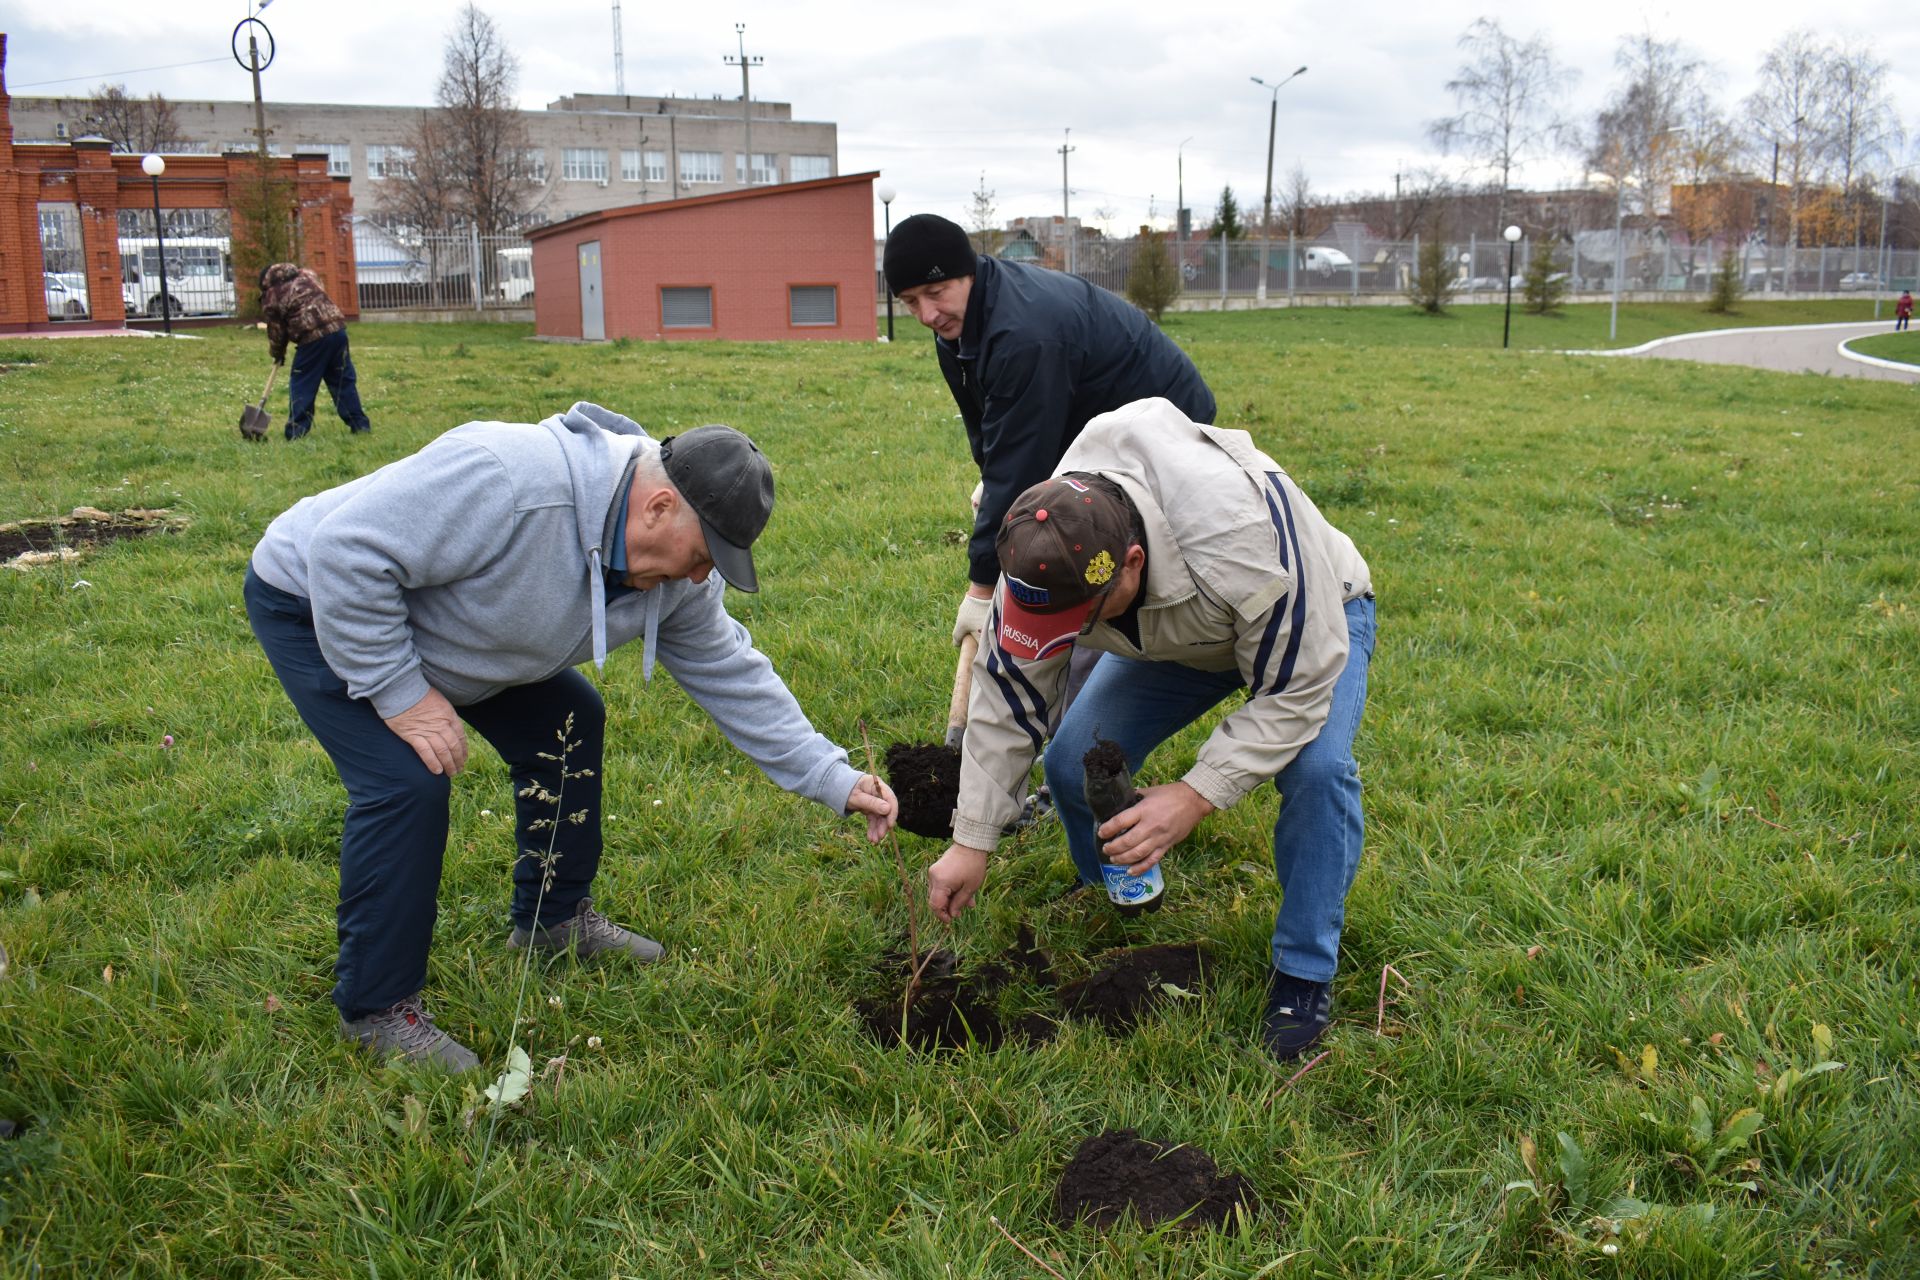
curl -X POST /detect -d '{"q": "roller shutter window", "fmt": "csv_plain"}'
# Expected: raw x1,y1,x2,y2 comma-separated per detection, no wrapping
662,286,713,328
789,285,837,326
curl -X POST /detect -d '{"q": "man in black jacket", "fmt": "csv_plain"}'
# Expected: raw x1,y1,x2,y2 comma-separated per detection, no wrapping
883,213,1217,672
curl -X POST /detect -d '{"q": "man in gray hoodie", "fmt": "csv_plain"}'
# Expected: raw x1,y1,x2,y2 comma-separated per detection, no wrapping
245,402,898,1070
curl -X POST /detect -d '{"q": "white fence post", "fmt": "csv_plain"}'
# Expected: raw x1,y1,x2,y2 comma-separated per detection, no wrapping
470,224,484,311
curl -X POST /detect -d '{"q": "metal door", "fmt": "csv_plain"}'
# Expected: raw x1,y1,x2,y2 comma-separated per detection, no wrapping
578,241,605,340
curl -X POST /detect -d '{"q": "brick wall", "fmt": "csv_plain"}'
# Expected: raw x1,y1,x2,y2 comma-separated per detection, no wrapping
530,173,877,342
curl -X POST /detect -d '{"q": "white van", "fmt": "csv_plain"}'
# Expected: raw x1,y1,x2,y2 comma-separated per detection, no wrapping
1302,246,1354,276
496,246,534,303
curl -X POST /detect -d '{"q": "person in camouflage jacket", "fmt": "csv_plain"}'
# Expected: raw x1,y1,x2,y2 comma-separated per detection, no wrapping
260,262,371,440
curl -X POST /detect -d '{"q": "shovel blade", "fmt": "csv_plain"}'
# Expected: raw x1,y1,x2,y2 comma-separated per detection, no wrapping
238,404,272,441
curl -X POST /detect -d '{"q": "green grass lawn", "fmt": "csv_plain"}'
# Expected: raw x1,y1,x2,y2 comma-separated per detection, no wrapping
1,308,1916,1278
1194,295,1888,352
1844,330,1920,366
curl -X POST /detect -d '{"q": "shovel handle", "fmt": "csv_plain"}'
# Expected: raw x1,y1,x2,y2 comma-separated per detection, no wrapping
260,364,277,404
946,631,979,741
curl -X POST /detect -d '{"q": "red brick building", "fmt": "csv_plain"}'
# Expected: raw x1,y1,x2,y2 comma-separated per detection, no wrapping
0,35,355,333
528,172,877,341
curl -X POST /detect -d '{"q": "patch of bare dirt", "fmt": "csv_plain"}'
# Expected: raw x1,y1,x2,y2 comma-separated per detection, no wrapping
0,507,180,567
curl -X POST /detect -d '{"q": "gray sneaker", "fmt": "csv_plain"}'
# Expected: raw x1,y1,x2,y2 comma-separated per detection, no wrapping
339,995,480,1072
508,897,664,962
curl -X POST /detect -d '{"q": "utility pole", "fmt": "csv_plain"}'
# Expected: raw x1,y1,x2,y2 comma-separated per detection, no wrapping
1059,128,1076,275
612,0,625,95
231,0,278,162
724,25,763,188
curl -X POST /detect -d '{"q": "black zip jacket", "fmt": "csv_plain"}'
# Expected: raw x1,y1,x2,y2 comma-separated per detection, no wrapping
934,255,1216,585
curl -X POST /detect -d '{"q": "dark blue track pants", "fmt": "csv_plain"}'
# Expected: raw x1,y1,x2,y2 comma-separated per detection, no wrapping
245,568,605,1019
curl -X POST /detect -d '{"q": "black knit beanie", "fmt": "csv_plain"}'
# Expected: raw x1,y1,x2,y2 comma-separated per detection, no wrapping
883,214,977,295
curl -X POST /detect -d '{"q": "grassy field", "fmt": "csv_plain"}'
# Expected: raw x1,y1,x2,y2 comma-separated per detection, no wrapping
1844,331,1920,366
1,303,1915,1278
1187,295,1886,353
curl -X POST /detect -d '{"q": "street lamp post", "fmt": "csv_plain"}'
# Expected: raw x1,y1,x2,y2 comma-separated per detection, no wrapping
1502,224,1522,349
1177,135,1194,247
141,153,172,336
1250,66,1307,305
876,183,896,342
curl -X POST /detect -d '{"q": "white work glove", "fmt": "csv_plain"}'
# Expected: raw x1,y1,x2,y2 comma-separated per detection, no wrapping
952,590,992,647
969,480,984,512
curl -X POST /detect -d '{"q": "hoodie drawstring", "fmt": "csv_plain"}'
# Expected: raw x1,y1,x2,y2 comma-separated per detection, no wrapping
589,547,609,672
642,588,660,683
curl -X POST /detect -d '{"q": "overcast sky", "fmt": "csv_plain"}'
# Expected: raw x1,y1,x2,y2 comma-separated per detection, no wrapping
5,0,1918,235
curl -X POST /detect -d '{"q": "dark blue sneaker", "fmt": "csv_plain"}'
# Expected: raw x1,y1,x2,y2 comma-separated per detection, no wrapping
1262,971,1332,1062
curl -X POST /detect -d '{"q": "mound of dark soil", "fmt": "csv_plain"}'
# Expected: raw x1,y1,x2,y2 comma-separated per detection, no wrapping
883,742,960,840
1055,1129,1256,1230
859,927,1059,1051
859,934,1214,1050
1054,942,1211,1033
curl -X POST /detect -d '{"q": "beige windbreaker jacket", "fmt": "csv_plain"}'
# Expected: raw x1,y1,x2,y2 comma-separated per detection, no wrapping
951,397,1373,852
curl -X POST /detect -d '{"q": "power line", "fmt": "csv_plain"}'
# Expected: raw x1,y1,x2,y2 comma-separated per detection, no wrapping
12,57,229,90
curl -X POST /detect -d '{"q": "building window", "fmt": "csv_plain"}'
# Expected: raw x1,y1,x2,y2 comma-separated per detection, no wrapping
366,144,414,179
678,151,723,185
790,155,831,182
643,150,668,183
789,285,837,326
313,143,351,177
735,153,778,185
620,149,644,182
520,148,548,184
661,286,713,328
562,148,609,182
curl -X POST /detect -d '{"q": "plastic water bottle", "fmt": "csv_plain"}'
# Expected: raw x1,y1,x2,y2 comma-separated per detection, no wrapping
1083,736,1167,917
1099,861,1165,916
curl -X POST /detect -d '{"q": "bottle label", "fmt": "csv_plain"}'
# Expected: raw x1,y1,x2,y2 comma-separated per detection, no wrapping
1100,862,1164,907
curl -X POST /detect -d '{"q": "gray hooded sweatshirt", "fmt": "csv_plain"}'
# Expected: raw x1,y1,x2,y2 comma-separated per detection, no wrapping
250,401,863,814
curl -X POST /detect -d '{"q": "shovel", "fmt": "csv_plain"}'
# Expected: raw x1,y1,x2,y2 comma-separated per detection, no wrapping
238,365,275,441
944,631,978,750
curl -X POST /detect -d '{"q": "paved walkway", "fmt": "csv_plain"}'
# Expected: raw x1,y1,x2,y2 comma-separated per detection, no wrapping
1583,321,1919,382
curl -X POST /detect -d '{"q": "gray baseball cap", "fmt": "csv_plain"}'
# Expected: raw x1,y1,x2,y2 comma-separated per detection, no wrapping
659,425,774,592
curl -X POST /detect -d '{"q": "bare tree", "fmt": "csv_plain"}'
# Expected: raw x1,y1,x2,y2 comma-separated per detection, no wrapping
1744,30,1832,260
1428,18,1577,233
68,84,190,154
1277,162,1325,239
384,3,537,234
1823,41,1903,249
1587,32,1703,285
1669,88,1749,264
967,171,1002,257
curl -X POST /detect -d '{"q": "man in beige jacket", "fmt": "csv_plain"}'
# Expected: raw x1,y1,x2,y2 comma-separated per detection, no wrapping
927,397,1375,1061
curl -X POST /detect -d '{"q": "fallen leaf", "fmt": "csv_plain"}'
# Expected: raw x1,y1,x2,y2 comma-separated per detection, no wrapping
1525,945,1542,960
484,1045,533,1110
102,964,115,985
263,994,282,1013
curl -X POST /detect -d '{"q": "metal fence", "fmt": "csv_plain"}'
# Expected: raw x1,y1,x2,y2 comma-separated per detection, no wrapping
352,220,535,312
1045,233,1920,305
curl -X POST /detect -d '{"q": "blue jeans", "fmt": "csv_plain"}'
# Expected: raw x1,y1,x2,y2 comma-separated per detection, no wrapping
245,569,606,1019
1042,596,1376,983
286,328,370,437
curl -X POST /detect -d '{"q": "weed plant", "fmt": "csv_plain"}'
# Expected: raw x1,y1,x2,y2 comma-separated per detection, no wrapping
0,307,1915,1277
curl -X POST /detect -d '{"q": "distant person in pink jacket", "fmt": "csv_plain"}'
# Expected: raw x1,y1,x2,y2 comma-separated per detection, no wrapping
1897,290,1913,332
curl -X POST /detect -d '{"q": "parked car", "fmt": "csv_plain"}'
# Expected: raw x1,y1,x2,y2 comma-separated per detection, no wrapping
1838,272,1885,292
43,271,88,318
